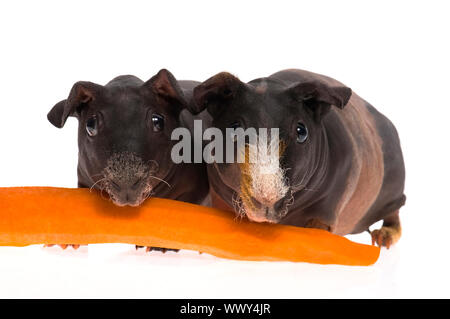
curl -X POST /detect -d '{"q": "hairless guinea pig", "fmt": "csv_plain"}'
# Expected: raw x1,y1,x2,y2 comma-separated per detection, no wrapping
48,69,209,209
191,69,406,248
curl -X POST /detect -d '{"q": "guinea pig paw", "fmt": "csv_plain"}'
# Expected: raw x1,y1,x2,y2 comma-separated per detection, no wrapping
44,244,82,250
135,245,179,253
135,245,153,252
371,226,401,249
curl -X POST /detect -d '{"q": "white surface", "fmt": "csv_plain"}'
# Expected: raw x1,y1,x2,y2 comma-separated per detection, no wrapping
0,0,449,298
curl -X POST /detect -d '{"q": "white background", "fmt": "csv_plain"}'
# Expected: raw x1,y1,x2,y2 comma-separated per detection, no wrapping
0,0,449,298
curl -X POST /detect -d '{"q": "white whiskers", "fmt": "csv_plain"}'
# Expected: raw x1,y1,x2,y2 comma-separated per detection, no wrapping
89,177,107,193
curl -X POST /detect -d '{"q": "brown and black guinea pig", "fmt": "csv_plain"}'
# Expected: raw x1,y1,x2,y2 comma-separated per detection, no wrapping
191,69,406,248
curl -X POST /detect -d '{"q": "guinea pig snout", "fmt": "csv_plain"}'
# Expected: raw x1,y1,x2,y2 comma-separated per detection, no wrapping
101,152,154,207
241,195,288,223
107,177,148,207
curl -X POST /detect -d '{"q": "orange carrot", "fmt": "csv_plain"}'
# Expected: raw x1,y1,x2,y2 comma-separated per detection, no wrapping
0,187,380,265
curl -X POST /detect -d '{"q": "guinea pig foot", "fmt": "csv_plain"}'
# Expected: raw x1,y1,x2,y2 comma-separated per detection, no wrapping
44,244,82,250
135,245,179,253
134,245,154,252
371,226,401,249
149,247,180,253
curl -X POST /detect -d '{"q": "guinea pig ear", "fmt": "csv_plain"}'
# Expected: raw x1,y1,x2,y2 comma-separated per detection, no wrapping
192,72,244,117
288,81,352,122
144,69,187,111
47,81,103,128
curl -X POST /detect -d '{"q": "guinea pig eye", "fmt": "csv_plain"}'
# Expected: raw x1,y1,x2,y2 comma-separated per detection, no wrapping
296,122,308,143
151,114,165,132
86,116,98,137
